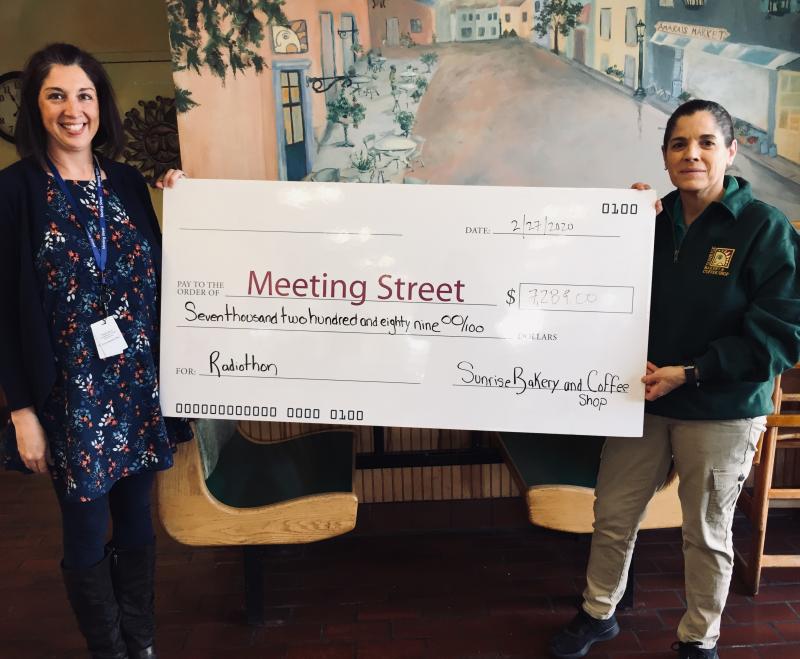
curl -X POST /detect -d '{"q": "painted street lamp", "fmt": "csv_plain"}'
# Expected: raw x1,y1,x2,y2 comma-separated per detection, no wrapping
634,19,646,99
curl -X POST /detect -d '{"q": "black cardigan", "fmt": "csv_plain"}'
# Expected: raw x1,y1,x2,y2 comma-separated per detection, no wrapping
0,157,164,412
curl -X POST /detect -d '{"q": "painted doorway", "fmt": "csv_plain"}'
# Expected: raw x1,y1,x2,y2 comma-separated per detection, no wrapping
624,54,636,89
573,29,586,64
386,17,400,46
279,70,308,181
319,11,337,103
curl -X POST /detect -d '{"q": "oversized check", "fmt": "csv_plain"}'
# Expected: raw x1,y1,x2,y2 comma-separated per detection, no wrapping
160,180,656,437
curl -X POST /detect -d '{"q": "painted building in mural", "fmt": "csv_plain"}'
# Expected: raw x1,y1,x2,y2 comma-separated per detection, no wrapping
367,0,437,48
500,0,534,40
646,0,800,164
454,4,501,41
591,0,646,89
172,0,371,181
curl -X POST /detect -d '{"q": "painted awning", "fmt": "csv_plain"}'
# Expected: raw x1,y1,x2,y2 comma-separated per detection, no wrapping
650,31,800,70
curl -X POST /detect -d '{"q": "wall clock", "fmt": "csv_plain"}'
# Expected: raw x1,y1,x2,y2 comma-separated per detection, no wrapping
0,71,22,144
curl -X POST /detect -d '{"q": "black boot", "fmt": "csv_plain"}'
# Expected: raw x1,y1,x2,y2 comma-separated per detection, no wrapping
110,544,157,659
61,552,129,659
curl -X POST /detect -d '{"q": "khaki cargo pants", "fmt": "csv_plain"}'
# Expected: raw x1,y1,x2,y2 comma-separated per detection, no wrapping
582,413,766,649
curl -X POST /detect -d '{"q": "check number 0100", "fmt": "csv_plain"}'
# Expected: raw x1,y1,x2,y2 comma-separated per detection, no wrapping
601,202,638,215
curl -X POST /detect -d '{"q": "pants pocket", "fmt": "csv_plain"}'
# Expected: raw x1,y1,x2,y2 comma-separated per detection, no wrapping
706,469,744,523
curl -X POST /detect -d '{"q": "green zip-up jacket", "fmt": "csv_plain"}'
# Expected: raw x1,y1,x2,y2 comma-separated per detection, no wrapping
645,176,800,420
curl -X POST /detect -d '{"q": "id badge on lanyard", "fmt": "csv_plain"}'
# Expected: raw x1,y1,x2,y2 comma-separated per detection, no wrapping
47,157,128,359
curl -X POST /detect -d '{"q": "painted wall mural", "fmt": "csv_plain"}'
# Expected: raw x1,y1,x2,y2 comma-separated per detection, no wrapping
272,19,309,53
167,0,800,216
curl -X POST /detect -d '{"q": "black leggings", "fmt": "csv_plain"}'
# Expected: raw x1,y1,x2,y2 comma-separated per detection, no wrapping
55,471,155,570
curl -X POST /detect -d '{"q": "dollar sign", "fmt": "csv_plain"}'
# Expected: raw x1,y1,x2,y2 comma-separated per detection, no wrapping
506,288,516,306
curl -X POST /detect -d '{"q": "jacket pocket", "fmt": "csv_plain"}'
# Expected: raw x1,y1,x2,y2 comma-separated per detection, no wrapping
706,469,744,523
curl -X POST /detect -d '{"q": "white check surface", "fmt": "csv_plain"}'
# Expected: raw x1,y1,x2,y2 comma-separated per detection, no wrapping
160,180,655,437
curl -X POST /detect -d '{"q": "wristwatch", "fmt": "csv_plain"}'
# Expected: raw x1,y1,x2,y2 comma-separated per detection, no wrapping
683,365,699,388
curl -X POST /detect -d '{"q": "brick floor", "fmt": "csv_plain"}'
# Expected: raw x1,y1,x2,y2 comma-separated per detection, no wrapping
0,471,798,658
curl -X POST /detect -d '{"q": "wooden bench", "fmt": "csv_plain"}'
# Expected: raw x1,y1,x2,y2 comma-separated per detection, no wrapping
494,432,682,534
157,421,358,546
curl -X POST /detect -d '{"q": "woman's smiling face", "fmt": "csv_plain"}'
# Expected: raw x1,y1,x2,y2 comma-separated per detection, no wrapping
662,110,737,198
38,64,99,158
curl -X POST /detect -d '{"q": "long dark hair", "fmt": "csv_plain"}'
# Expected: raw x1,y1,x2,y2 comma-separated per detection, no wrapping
15,43,125,166
662,99,735,151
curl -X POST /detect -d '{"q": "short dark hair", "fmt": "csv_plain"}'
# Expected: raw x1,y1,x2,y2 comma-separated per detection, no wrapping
662,99,735,151
15,43,125,166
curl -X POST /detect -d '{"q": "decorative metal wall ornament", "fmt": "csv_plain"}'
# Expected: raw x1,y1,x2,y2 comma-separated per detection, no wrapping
272,20,309,53
306,75,354,94
682,0,706,9
122,96,181,185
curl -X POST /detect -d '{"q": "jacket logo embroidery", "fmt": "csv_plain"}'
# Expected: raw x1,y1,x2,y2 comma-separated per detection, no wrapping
703,247,735,277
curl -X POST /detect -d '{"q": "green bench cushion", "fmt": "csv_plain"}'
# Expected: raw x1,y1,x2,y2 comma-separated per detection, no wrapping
205,430,354,508
498,433,606,489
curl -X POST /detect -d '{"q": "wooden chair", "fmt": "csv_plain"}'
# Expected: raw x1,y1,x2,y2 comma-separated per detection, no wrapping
495,432,682,533
734,366,800,594
157,422,357,546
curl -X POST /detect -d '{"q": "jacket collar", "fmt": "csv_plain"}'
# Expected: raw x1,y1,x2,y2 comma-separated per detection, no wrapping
659,175,753,224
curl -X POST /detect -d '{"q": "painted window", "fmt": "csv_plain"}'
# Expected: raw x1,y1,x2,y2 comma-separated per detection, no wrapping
658,0,674,6
625,7,638,46
469,13,473,20
505,13,511,22
535,1,541,10
280,71,303,145
760,0,794,15
600,8,612,40
491,27,497,35
479,27,486,37
778,73,800,132
523,12,528,22
410,18,422,33
461,27,473,38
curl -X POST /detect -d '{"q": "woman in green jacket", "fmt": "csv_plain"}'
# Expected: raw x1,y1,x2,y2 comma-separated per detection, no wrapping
550,100,800,659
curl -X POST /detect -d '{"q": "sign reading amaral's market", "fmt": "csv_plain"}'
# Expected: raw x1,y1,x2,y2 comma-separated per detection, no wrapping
654,21,730,42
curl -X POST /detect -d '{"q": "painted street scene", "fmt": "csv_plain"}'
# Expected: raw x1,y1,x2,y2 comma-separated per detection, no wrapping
170,0,800,218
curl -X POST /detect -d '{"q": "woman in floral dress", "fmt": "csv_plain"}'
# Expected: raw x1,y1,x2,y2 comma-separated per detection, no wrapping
0,43,191,659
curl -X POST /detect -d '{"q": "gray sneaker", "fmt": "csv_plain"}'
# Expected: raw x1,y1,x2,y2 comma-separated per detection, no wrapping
550,609,620,658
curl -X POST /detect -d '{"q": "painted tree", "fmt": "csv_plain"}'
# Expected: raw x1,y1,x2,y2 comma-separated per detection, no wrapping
165,0,288,112
534,0,583,56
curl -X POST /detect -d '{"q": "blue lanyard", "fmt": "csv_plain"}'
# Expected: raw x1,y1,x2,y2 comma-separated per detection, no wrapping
46,156,108,279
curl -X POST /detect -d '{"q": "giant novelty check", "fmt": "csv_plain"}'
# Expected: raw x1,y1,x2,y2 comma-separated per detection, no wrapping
160,180,656,437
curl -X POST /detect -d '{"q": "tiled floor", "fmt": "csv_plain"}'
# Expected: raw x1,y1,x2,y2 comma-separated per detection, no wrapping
1,471,798,658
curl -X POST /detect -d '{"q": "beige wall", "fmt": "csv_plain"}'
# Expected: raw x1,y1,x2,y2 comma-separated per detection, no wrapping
0,0,173,217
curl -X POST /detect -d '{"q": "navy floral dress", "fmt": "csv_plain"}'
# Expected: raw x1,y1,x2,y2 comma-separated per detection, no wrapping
34,175,191,502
